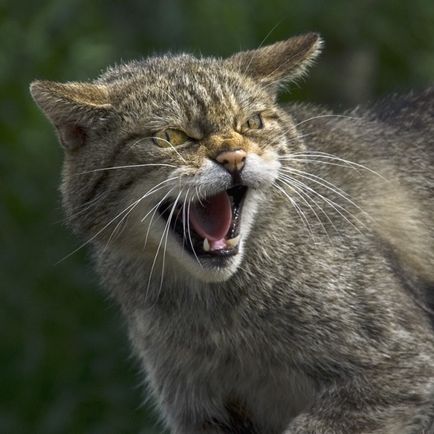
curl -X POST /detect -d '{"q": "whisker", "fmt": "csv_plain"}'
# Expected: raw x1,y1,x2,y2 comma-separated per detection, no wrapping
158,191,183,296
105,182,176,252
59,191,107,224
150,136,187,163
57,177,179,264
279,173,367,234
283,151,386,180
279,167,371,220
187,193,202,267
293,114,362,128
76,163,177,175
182,190,188,251
274,180,315,241
145,192,180,302
57,198,143,264
241,20,283,77
143,188,176,246
279,157,360,173
195,185,205,207
277,177,332,242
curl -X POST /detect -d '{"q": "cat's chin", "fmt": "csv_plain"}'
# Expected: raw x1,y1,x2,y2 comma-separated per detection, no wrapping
179,249,245,283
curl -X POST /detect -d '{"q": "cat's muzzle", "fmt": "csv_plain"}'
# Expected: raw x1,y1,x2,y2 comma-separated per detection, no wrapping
158,185,248,259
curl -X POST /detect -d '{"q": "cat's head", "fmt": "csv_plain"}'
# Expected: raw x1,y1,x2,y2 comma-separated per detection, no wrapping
30,33,322,283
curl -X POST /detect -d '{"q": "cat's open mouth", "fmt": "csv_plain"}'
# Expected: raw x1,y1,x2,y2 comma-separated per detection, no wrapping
158,185,248,258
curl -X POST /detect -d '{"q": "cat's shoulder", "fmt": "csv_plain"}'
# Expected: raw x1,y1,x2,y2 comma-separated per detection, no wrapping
368,87,434,127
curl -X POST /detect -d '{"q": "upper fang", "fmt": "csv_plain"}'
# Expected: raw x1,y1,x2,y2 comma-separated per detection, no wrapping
203,238,210,252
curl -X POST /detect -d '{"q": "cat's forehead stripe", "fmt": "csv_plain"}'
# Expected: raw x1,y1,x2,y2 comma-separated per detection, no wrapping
110,61,269,133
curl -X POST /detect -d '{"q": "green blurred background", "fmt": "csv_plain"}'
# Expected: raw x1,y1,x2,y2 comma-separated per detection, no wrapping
1,0,434,433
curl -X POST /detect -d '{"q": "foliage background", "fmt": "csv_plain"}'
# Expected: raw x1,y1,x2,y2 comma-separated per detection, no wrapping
1,0,434,433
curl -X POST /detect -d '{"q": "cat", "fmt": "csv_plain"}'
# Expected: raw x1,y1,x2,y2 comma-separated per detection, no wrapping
30,33,434,433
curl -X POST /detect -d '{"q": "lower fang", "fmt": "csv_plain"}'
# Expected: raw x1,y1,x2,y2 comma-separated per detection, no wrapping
203,238,210,252
226,235,240,248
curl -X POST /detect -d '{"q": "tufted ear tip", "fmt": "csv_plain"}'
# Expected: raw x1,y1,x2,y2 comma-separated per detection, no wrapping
226,32,324,94
30,80,54,113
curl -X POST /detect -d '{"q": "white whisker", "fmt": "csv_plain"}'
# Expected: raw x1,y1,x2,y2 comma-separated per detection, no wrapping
277,177,332,242
279,173,367,234
57,177,179,263
76,163,177,175
158,191,183,296
143,188,176,246
187,193,202,267
274,180,315,241
280,167,371,220
282,151,386,180
150,136,187,163
293,114,362,128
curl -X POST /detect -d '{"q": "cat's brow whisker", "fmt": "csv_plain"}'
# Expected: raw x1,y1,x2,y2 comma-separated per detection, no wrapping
159,191,183,297
150,136,187,163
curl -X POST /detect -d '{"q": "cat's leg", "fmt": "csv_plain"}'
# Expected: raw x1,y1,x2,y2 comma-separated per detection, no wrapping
148,380,230,434
284,377,434,434
161,397,260,434
155,385,260,434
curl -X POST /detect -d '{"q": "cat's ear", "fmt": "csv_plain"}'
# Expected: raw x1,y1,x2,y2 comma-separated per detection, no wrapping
226,33,323,93
30,80,116,151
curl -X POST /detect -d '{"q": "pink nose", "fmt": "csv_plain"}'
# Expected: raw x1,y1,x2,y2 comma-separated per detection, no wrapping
215,149,247,174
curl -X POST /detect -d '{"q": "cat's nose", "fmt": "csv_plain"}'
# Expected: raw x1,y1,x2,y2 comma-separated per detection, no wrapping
215,149,247,174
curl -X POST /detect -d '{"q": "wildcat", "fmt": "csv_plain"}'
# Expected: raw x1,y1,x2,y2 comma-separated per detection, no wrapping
30,33,434,433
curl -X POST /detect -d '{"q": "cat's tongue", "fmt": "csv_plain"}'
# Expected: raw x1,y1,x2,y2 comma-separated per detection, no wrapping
189,191,232,241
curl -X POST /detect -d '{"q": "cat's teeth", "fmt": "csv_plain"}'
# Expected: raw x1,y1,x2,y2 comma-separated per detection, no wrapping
226,235,240,248
203,238,210,252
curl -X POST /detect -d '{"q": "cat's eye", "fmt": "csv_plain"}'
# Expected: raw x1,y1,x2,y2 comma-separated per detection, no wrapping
242,113,264,132
152,128,190,147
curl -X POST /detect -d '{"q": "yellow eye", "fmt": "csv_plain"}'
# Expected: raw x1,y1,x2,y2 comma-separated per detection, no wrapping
152,128,190,147
242,113,263,132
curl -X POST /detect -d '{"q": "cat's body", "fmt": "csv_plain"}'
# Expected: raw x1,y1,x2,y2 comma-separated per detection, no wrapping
31,34,434,433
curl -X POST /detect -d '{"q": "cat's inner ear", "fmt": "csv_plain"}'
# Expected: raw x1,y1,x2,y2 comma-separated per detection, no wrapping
30,80,114,151
226,33,323,93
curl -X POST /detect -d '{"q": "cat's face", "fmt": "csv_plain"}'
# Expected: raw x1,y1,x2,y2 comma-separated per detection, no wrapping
31,33,322,283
